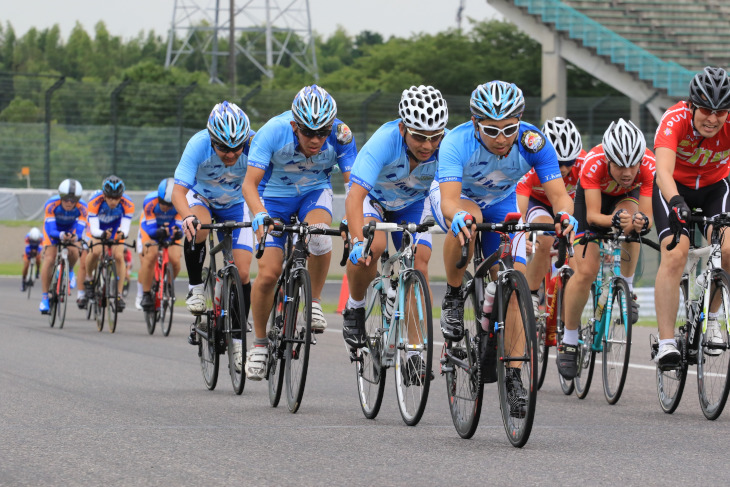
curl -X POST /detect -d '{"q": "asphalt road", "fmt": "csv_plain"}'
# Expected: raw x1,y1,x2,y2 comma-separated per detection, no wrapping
2,277,730,486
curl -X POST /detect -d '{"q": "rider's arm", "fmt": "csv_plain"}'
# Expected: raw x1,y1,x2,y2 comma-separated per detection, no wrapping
242,166,267,217
584,187,611,228
542,178,574,216
345,183,369,242
118,196,134,238
654,147,679,201
516,193,529,220
43,200,61,240
171,183,190,220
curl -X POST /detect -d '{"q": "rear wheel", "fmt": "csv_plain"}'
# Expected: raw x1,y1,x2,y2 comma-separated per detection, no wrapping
535,275,549,390
356,277,387,419
285,270,312,413
160,263,175,337
26,261,34,300
223,269,246,395
445,271,483,439
268,283,286,407
48,264,59,328
56,260,69,329
394,269,433,426
145,272,159,335
555,269,575,394
94,268,105,332
603,278,632,404
106,261,118,333
574,285,596,399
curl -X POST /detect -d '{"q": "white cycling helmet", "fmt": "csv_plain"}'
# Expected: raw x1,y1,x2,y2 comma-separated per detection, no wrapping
58,179,83,201
602,118,646,168
541,117,582,162
398,85,448,131
28,227,43,241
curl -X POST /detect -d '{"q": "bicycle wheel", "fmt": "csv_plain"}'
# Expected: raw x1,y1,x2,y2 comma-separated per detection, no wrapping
95,270,105,332
48,265,59,328
555,269,575,395
603,278,632,404
160,262,175,337
57,260,69,329
268,283,286,407
198,270,218,390
356,277,387,419
697,269,730,420
574,285,596,399
26,261,34,300
445,271,483,439
285,270,312,413
223,269,246,395
495,269,537,448
535,275,549,390
106,261,118,333
656,278,689,414
145,274,159,335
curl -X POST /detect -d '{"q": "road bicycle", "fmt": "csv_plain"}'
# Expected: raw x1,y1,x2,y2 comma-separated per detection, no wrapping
188,221,252,395
87,239,133,333
24,250,40,300
48,241,79,329
572,230,659,404
442,212,562,447
651,212,730,420
144,237,180,336
260,218,348,413
354,220,434,426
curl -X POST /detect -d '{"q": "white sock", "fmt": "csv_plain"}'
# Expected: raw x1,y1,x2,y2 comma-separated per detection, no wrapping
621,274,634,294
708,312,719,321
563,328,579,346
347,296,366,309
77,290,85,299
659,338,677,348
137,281,143,296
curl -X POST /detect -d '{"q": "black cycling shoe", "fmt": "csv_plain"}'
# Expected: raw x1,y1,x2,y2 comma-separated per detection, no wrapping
505,367,528,418
115,296,126,312
141,291,154,312
556,342,579,379
76,295,88,309
440,293,465,341
401,354,434,387
631,293,639,325
342,306,367,349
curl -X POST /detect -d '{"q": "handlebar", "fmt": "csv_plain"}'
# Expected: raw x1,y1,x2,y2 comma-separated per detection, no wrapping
361,219,436,260
577,230,660,252
254,218,350,266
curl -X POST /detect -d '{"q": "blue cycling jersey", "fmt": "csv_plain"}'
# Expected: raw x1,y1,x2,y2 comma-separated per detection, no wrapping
349,119,447,212
436,121,562,209
174,129,255,209
140,192,182,236
42,195,88,240
248,111,356,198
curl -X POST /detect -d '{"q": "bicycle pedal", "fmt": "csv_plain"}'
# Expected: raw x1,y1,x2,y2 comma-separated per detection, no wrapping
349,350,362,363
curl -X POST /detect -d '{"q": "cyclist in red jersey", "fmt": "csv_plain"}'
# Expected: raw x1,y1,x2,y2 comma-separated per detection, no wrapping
653,66,730,368
517,117,586,312
556,119,655,379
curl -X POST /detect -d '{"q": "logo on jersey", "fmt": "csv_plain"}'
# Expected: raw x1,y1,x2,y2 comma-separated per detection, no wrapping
337,123,353,145
521,130,545,153
664,128,672,136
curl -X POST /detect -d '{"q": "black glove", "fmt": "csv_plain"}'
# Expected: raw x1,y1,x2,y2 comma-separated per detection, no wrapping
634,211,651,236
611,209,628,231
154,228,168,241
172,228,183,241
668,195,689,236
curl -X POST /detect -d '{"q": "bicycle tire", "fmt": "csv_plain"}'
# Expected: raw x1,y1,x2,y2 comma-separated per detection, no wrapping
144,273,158,335
495,269,537,448
285,269,312,413
656,278,689,414
26,261,34,300
95,268,105,332
603,278,632,404
106,261,118,333
223,268,246,395
268,283,286,407
199,269,218,390
160,262,175,337
697,269,730,420
536,274,548,390
574,284,596,399
356,277,387,419
555,269,575,395
57,260,69,329
445,271,483,439
48,265,59,328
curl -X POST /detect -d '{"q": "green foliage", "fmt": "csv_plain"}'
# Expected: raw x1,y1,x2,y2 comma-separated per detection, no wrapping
0,97,42,122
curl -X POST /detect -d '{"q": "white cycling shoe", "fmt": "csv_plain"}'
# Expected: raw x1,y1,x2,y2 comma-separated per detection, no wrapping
245,346,268,381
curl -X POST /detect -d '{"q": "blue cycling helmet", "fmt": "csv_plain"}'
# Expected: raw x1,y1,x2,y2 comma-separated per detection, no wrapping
291,85,337,130
470,81,525,120
157,177,174,204
207,101,251,148
102,175,125,198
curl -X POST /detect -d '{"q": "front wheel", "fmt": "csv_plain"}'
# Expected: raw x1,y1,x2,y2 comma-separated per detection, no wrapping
48,265,59,328
94,269,105,332
145,275,160,335
603,278,632,404
268,283,286,407
555,269,575,395
56,260,69,329
106,261,118,334
356,277,387,419
160,263,175,337
574,285,596,399
394,269,433,427
284,270,312,413
198,270,218,390
495,270,537,448
223,269,246,395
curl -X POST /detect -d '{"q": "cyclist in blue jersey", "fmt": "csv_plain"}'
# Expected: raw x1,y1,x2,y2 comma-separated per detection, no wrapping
172,101,254,365
243,84,356,381
138,178,183,311
342,86,448,373
40,179,87,314
21,227,43,292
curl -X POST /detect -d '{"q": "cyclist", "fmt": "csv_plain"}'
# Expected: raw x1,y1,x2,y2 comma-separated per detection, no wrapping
557,119,655,379
243,84,356,381
84,175,135,312
21,227,43,292
39,179,87,314
342,85,448,379
429,80,576,410
172,101,255,368
517,117,586,319
653,66,730,368
139,178,183,311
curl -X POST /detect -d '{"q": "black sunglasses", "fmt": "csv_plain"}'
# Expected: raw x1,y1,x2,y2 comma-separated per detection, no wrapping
297,124,332,139
212,141,244,153
558,159,576,168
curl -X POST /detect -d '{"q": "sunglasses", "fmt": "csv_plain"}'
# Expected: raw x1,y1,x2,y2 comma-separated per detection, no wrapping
297,124,332,139
212,141,244,153
697,106,729,117
61,196,80,203
477,122,520,138
559,159,576,168
405,127,444,143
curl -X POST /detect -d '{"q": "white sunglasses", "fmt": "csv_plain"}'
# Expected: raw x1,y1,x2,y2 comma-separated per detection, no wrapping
477,122,520,138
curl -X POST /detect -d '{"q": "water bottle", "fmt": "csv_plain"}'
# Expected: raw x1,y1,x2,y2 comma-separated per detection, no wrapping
383,277,397,323
214,274,222,309
479,281,497,332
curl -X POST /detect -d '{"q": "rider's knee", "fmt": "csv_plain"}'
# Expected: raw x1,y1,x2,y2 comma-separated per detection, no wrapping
307,223,332,256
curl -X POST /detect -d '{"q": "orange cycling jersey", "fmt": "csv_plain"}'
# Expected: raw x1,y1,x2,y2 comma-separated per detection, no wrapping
654,101,730,189
516,149,586,206
580,145,656,197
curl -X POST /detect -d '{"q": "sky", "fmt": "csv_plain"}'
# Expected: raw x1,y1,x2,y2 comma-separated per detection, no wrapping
2,0,502,41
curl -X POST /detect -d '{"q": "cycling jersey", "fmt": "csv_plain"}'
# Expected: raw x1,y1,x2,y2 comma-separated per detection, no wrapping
140,191,182,242
87,190,135,238
349,119,446,211
580,145,656,197
24,233,43,258
516,149,586,206
654,101,730,189
436,121,562,209
42,196,88,245
174,128,255,209
248,111,356,198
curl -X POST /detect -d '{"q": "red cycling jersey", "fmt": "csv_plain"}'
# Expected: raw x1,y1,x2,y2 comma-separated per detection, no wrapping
654,101,730,189
516,149,586,206
580,145,656,197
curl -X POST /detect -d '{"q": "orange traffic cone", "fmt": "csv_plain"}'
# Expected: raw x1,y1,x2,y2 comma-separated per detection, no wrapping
337,274,349,313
